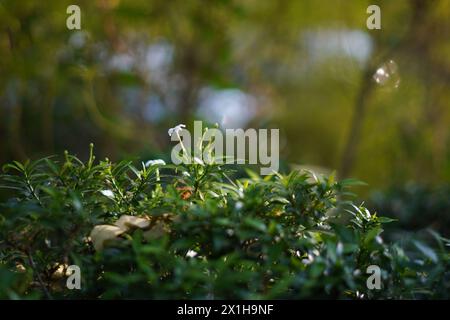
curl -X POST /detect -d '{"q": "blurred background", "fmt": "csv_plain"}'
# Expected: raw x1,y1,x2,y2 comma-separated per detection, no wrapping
0,0,449,234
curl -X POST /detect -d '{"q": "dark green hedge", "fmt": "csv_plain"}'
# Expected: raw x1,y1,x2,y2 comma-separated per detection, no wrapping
0,146,449,299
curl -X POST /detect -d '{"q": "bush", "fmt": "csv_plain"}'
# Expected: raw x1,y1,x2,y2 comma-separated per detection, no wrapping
369,184,450,236
0,142,449,299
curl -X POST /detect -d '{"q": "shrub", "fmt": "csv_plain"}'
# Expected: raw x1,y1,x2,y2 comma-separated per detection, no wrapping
0,142,449,299
369,184,450,236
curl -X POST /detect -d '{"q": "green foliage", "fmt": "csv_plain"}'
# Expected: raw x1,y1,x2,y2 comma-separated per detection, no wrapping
370,184,450,236
0,145,449,299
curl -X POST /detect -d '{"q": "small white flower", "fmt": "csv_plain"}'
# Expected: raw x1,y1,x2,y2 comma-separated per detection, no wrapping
182,171,191,177
100,189,115,199
168,124,186,137
145,159,166,167
186,250,198,258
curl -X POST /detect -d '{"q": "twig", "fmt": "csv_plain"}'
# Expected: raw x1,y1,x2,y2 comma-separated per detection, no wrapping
27,251,53,300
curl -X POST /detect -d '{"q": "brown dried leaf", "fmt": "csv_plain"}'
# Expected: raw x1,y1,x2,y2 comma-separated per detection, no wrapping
90,225,125,251
177,186,193,200
143,221,170,241
114,215,150,231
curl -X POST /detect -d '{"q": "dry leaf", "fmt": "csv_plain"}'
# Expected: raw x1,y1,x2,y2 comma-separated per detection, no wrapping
16,263,26,273
114,215,150,231
177,186,193,200
143,221,169,240
90,225,125,251
90,214,178,251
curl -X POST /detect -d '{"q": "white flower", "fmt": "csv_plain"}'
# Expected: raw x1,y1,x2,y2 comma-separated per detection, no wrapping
168,124,186,137
186,250,198,258
100,189,114,199
145,159,166,167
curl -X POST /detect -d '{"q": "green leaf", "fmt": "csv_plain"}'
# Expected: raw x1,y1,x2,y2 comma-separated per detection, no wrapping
364,227,382,245
244,218,267,232
378,216,397,224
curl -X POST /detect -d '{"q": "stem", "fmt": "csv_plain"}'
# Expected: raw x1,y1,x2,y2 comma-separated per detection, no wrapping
24,173,44,207
27,251,53,300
